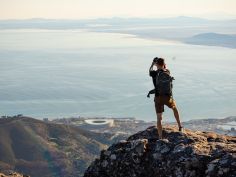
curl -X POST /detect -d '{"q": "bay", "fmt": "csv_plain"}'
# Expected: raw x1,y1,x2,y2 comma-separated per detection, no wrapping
0,29,235,121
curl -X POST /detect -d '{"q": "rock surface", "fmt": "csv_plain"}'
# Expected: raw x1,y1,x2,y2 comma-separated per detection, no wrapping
0,172,29,177
84,125,236,177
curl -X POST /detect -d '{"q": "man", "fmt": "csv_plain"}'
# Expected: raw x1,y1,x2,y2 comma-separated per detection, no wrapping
149,57,183,139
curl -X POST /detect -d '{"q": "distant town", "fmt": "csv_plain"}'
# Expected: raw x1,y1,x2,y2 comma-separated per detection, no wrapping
2,114,235,136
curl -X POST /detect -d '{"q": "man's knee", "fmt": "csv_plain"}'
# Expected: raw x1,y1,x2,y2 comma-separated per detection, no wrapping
172,106,178,112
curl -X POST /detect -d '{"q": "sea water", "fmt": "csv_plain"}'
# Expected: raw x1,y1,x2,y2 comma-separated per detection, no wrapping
0,29,235,121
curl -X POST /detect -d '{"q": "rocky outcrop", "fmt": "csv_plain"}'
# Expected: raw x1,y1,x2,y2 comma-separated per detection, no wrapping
84,125,236,177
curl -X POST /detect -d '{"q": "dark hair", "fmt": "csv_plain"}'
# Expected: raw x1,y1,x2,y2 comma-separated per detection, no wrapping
153,57,159,63
156,58,165,66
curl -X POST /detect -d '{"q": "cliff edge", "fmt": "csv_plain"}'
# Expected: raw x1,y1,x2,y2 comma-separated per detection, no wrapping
84,125,236,177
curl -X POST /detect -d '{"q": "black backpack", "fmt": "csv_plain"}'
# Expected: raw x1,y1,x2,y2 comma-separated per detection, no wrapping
155,69,174,96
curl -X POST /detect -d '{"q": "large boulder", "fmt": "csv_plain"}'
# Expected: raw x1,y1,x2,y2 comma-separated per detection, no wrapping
84,125,236,177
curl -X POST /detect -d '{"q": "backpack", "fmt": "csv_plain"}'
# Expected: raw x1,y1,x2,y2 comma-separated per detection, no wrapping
155,69,174,96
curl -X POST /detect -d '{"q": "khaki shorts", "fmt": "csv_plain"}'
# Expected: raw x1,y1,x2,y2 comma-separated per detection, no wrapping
154,96,176,113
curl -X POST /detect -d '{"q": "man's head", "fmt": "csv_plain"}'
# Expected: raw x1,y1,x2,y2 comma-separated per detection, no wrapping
154,57,165,69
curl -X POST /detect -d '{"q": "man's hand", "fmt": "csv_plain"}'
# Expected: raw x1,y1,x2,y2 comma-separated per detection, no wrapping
147,93,150,98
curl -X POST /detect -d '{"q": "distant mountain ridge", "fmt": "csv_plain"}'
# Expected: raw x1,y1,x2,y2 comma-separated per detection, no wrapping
185,33,236,48
0,16,236,48
0,16,234,29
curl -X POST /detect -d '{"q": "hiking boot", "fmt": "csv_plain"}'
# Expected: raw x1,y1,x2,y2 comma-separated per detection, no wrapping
179,126,184,133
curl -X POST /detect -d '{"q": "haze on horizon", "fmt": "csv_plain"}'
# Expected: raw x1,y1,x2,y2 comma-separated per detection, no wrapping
0,0,236,20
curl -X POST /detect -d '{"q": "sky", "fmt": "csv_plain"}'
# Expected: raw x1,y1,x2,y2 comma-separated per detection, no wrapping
0,0,236,20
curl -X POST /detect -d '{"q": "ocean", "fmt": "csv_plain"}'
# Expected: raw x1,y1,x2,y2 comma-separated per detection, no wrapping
0,29,235,121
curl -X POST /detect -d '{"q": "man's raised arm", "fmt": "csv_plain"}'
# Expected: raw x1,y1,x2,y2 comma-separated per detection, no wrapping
149,61,155,76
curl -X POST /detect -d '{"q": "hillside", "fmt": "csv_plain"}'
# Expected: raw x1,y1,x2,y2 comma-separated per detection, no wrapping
0,116,235,177
84,125,236,177
0,116,115,177
185,33,236,48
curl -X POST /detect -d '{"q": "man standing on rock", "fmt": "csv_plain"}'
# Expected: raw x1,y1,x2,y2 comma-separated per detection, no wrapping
148,57,183,139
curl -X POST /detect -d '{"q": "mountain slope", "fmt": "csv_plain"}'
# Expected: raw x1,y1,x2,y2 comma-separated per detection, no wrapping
0,117,111,177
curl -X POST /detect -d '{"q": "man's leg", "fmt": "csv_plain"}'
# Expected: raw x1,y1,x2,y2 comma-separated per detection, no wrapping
157,113,163,139
172,106,182,129
155,96,164,139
